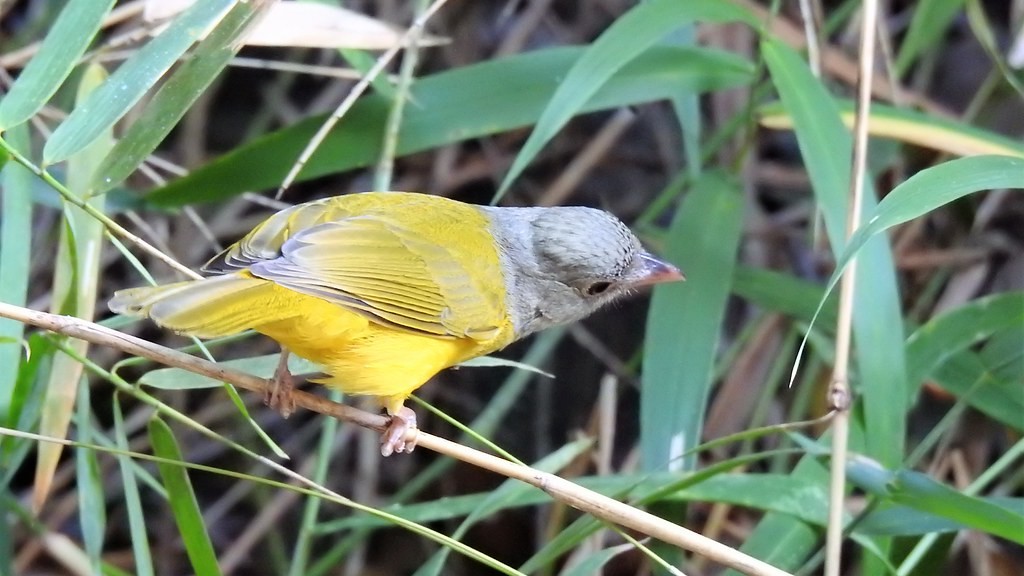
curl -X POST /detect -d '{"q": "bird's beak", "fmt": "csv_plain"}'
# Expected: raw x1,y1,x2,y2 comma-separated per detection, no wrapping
633,252,685,286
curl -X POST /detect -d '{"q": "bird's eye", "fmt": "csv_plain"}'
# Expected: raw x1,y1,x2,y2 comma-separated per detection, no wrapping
586,281,613,296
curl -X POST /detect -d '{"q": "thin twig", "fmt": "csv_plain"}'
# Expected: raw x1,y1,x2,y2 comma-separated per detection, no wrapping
373,0,430,191
0,137,201,280
0,301,792,576
276,0,450,199
824,0,879,574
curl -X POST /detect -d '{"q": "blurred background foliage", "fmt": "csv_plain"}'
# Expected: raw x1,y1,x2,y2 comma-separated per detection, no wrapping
0,0,1022,575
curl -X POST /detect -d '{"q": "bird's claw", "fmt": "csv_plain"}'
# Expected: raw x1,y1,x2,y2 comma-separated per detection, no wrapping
266,351,296,418
381,407,418,457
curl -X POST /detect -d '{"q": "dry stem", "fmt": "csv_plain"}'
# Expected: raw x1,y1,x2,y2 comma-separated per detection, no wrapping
0,301,792,576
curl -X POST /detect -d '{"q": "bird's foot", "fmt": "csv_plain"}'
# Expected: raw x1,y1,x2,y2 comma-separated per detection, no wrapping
266,350,296,418
381,407,418,457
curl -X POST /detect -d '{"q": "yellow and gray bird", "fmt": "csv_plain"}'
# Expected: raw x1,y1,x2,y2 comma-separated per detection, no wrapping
110,192,683,455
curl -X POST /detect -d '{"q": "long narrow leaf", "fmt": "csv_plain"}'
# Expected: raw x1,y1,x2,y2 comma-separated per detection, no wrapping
838,156,1024,274
146,46,753,206
149,418,223,576
113,395,155,576
34,64,113,511
495,0,754,201
94,0,271,193
0,124,33,421
642,172,743,470
905,292,1024,387
763,37,907,466
43,0,236,163
75,379,106,574
0,1,115,129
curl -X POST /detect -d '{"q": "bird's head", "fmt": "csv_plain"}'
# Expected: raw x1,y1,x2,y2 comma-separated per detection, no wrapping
485,205,684,337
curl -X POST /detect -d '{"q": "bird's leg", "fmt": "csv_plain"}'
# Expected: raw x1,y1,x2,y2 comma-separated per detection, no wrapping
380,398,418,457
266,348,296,418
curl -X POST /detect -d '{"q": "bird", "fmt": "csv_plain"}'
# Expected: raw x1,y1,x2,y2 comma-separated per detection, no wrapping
110,191,683,456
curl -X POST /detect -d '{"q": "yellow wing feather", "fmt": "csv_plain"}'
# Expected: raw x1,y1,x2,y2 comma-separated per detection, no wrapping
207,192,511,342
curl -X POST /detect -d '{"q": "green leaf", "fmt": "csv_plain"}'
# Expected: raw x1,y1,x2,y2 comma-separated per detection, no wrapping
859,498,1024,536
43,0,236,163
559,542,636,576
495,0,754,201
930,330,1024,431
906,292,1024,387
731,266,838,327
894,0,965,76
35,63,113,510
113,395,155,576
149,418,223,576
642,172,743,470
75,379,106,575
759,99,1024,158
94,0,270,193
0,124,33,421
0,1,115,129
764,37,907,466
139,353,322,390
837,156,1024,275
849,459,1024,544
146,45,753,207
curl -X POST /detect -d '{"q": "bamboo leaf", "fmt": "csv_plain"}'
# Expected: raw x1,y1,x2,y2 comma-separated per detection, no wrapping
149,418,222,576
33,63,113,511
0,124,33,421
146,46,753,206
642,172,743,470
495,0,754,201
94,0,271,193
0,1,115,129
43,0,236,163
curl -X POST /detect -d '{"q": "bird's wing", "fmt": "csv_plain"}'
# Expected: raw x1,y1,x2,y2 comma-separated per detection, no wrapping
202,200,341,273
245,215,504,341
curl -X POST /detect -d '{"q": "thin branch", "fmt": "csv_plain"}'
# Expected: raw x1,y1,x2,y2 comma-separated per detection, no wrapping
276,0,450,199
0,137,201,280
825,0,880,574
0,301,792,576
373,0,430,191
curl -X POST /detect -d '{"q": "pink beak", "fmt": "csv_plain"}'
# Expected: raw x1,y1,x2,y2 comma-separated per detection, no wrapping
633,252,685,286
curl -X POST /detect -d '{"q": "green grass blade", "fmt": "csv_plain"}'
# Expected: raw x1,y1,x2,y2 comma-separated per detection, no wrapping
35,63,112,510
732,266,838,327
415,440,591,576
906,292,1024,386
0,124,33,421
0,1,115,129
286,392,341,576
494,0,753,202
850,461,1024,544
75,379,106,574
894,0,965,76
149,417,223,576
930,331,1024,431
43,0,235,163
94,0,269,193
112,395,155,576
560,542,636,576
146,46,753,206
760,100,1024,158
859,498,1024,536
642,172,743,470
838,156,1024,274
763,37,907,467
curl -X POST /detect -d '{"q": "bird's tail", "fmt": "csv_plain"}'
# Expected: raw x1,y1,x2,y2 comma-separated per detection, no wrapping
109,273,294,338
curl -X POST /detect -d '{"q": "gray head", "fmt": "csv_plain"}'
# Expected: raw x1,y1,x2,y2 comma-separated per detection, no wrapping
483,205,684,338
